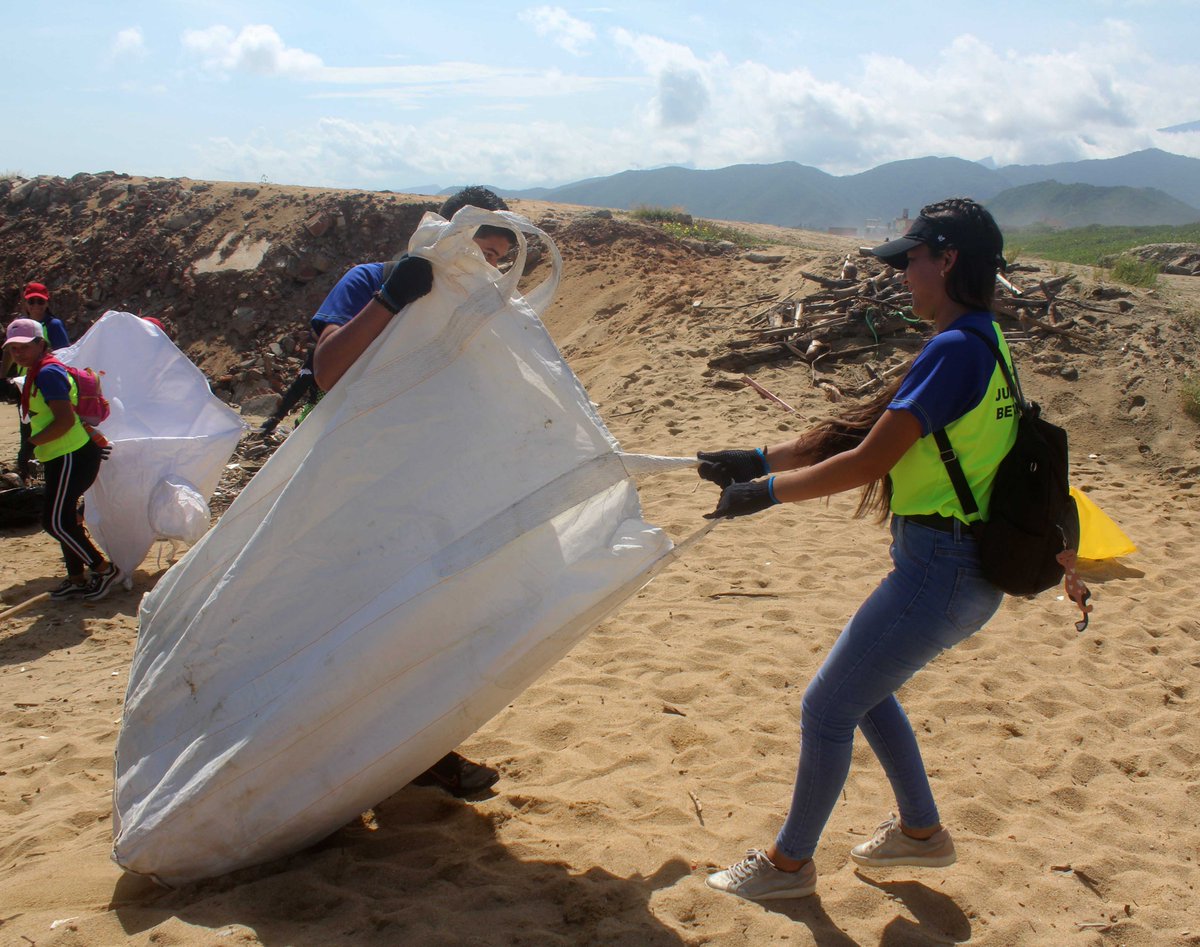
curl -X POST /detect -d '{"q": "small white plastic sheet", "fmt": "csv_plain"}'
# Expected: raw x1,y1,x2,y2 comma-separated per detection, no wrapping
148,476,211,546
113,208,695,885
57,312,244,576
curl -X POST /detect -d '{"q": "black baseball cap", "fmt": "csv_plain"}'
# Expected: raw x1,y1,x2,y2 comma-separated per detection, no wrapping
869,216,954,269
871,213,1006,272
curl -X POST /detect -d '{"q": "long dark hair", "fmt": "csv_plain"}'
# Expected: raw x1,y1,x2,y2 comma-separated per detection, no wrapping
795,376,903,520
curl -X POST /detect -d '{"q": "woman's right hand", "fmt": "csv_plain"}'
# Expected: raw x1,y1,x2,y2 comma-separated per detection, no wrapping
696,448,767,488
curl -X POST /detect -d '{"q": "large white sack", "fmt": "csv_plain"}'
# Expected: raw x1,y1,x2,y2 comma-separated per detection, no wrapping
113,208,695,885
57,311,244,576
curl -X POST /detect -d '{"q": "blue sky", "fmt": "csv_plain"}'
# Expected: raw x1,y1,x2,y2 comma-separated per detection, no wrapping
3,1,1199,191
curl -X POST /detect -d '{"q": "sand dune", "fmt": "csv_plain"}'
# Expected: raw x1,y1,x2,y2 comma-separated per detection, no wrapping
2,206,1199,945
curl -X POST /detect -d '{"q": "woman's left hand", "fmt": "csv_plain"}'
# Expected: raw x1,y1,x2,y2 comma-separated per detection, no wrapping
704,480,777,519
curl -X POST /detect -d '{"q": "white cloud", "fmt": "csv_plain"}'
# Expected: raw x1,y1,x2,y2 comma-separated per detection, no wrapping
519,6,596,55
605,21,1200,174
182,24,323,78
187,20,1200,189
111,26,146,60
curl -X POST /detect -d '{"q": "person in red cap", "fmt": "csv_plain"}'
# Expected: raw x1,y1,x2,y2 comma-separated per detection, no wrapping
2,282,72,483
20,282,71,350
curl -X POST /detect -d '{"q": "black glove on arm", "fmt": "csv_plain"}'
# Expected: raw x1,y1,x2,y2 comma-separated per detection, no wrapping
696,447,768,488
375,255,434,313
704,478,779,519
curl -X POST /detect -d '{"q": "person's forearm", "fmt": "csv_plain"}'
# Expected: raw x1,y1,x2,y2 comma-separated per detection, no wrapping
769,408,921,503
30,417,75,445
763,437,819,473
769,447,887,502
312,299,396,391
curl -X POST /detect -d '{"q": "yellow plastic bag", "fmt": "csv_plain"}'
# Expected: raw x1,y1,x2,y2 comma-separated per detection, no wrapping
1071,486,1136,559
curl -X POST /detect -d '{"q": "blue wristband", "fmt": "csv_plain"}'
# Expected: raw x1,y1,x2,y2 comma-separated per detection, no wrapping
766,476,780,504
756,446,769,474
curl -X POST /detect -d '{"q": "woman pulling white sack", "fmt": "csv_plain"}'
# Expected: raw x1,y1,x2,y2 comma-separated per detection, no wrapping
113,205,695,885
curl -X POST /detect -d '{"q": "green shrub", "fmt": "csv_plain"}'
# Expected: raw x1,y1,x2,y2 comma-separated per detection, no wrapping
1183,377,1200,423
628,205,763,247
629,205,693,225
1109,255,1160,288
660,219,762,247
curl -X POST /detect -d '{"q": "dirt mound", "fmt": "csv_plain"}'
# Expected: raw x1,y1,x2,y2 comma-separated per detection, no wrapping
1,173,438,406
2,173,1198,482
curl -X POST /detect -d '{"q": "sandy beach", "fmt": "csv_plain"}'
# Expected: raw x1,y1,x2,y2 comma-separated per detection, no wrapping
2,198,1199,945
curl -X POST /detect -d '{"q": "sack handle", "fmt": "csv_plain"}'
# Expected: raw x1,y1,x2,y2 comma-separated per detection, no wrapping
932,323,1023,521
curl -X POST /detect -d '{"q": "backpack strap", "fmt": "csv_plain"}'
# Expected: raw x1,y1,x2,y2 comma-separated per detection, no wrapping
932,324,1021,521
933,428,980,519
958,325,1028,415
19,353,62,417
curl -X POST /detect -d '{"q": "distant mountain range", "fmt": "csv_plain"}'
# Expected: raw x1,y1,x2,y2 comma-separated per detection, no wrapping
467,148,1200,231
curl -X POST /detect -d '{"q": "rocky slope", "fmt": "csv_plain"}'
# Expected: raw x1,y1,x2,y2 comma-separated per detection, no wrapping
2,171,1198,484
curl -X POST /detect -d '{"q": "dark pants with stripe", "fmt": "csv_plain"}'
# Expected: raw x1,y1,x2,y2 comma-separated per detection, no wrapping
41,440,105,577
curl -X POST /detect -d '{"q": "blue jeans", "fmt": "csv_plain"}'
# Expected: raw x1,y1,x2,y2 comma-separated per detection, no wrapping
774,516,1004,860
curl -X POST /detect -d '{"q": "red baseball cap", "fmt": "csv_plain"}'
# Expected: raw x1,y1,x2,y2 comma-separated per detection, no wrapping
23,281,50,301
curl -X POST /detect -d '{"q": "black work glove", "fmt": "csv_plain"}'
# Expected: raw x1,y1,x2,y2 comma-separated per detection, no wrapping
377,256,434,313
259,418,278,436
696,447,767,488
704,479,778,519
98,444,112,462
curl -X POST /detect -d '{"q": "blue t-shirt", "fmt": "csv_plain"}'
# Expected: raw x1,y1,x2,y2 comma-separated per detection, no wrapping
44,316,71,351
888,312,1001,435
310,263,388,338
34,363,71,401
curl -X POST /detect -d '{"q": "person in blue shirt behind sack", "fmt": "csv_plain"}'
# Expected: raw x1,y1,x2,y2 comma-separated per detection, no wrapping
698,198,1017,902
3,318,122,602
310,185,516,390
308,186,517,798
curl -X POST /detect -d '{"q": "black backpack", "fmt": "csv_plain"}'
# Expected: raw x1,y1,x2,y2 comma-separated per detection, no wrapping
934,326,1079,596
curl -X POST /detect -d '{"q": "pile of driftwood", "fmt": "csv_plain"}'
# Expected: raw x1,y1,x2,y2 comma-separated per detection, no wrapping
705,252,1117,401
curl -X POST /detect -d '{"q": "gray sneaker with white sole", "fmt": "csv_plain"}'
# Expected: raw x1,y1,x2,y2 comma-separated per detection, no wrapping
850,816,957,867
705,849,817,901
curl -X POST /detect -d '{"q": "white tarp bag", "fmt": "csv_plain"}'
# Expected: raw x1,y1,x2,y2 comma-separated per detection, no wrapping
56,311,244,576
148,476,211,546
113,208,697,885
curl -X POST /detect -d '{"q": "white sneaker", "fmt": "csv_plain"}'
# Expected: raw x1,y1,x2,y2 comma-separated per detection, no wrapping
705,850,817,901
850,815,957,868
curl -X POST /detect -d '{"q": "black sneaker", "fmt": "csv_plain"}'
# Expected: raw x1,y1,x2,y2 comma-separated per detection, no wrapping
50,577,90,601
83,565,123,602
411,752,500,797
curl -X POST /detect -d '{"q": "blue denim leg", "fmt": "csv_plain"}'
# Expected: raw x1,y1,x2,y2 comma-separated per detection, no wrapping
774,517,1003,860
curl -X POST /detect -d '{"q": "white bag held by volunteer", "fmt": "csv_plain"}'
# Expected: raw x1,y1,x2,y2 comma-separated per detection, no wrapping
112,207,695,885
57,311,243,577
